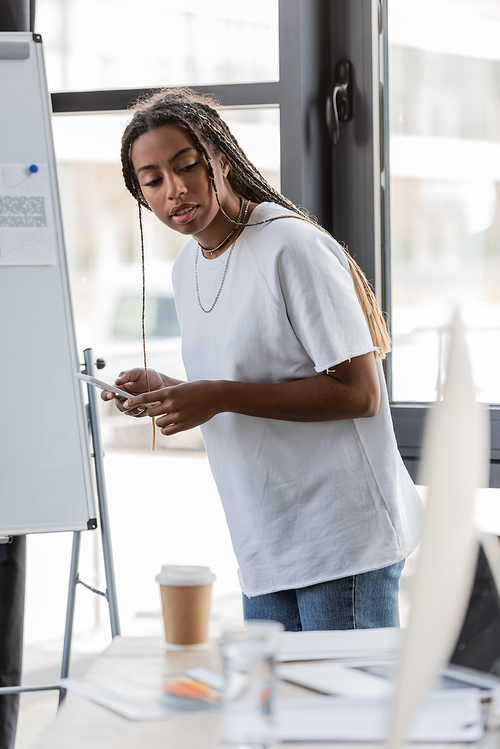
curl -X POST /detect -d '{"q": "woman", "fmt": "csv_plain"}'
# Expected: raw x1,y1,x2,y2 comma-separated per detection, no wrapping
103,87,423,631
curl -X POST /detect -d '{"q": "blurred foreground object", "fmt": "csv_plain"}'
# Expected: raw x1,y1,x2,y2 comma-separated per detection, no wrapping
388,310,490,748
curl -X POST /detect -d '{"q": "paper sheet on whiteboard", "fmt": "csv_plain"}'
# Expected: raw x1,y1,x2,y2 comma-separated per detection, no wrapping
0,163,57,265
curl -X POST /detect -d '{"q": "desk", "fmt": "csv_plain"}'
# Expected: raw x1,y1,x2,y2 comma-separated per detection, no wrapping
33,636,326,749
33,636,499,749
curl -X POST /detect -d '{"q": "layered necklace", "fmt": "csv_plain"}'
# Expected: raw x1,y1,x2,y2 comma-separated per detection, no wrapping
197,197,244,256
195,198,250,314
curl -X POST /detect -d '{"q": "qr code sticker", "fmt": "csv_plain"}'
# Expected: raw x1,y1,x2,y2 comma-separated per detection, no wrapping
0,197,47,228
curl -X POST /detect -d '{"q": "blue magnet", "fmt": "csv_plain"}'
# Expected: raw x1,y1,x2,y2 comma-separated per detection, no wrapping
29,164,38,173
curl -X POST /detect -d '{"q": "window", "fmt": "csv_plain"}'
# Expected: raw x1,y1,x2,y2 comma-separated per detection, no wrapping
384,0,500,484
389,0,500,406
37,0,279,91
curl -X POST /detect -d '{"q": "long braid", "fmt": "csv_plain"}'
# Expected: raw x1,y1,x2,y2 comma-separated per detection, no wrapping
121,87,391,359
138,200,156,450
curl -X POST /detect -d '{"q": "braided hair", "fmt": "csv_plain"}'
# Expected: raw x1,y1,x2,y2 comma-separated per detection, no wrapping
121,87,391,359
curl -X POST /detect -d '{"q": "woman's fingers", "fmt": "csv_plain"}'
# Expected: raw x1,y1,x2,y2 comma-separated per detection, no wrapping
100,370,168,420
124,406,147,417
116,367,165,392
159,421,184,436
155,412,180,429
115,398,134,414
123,388,169,411
100,389,131,413
115,368,143,385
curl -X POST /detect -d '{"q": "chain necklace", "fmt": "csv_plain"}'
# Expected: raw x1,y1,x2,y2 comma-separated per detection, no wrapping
195,199,250,314
197,197,244,256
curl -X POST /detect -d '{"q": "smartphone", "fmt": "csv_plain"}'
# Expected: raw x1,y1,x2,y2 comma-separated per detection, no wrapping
75,372,149,406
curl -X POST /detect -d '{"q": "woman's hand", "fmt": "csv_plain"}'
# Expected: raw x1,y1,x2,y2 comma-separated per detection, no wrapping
121,380,221,434
100,368,183,418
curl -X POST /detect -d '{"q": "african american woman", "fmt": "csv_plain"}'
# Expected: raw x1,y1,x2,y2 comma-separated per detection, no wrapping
102,88,423,632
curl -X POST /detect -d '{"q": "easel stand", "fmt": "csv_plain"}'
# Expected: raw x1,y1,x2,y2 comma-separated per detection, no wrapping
0,348,121,705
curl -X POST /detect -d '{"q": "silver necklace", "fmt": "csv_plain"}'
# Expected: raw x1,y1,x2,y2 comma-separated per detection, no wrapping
198,198,244,256
195,200,250,314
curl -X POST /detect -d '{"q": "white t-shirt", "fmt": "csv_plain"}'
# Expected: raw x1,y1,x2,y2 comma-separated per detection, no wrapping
172,202,423,598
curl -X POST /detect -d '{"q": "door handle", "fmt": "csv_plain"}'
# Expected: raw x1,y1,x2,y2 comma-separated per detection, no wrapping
326,60,354,145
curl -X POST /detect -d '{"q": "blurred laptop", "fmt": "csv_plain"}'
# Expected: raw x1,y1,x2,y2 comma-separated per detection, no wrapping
355,541,500,693
279,539,500,697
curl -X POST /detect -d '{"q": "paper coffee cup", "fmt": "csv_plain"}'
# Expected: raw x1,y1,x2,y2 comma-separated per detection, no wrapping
155,565,216,650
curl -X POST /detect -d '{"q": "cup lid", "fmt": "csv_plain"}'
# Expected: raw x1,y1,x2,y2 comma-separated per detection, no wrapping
155,565,216,586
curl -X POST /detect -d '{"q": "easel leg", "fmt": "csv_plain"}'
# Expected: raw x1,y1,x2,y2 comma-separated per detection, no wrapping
83,348,121,638
59,531,81,706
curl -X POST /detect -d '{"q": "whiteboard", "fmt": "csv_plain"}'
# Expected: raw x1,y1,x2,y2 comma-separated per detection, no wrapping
0,32,96,535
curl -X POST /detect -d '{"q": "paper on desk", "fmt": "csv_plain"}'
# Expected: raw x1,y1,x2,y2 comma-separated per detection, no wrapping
60,676,168,721
276,689,484,743
278,662,393,698
277,626,403,662
60,667,223,721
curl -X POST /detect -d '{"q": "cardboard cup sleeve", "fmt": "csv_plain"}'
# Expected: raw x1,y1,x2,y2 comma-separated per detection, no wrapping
155,565,216,649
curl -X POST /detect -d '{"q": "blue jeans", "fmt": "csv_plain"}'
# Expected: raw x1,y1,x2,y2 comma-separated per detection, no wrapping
243,560,405,631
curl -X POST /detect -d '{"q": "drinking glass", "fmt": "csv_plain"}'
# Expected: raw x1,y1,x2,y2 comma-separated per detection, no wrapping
220,620,284,748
